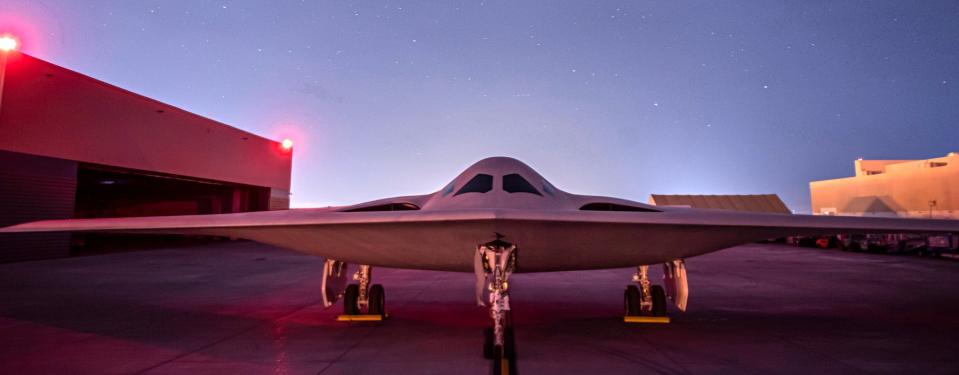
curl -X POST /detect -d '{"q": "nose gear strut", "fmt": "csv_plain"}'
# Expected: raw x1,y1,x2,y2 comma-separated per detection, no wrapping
474,234,518,372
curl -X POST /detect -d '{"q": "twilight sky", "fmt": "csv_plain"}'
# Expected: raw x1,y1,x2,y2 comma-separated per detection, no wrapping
2,1,957,212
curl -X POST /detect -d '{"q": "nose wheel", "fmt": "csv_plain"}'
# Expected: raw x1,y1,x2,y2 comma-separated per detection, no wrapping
475,234,519,374
484,321,517,375
483,315,516,359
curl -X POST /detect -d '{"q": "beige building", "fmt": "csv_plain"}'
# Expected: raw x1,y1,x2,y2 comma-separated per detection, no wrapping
810,153,959,219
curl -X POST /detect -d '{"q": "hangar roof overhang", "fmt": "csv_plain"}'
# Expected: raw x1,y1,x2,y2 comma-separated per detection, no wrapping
0,52,291,191
648,194,792,214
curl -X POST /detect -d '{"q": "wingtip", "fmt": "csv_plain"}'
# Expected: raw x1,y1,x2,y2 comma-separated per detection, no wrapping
0,222,39,233
0,225,26,233
0,220,74,234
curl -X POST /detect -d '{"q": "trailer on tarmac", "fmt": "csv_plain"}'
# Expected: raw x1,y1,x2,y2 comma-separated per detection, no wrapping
835,233,957,256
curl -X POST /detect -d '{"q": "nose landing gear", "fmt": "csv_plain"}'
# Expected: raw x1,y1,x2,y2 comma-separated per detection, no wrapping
475,234,519,375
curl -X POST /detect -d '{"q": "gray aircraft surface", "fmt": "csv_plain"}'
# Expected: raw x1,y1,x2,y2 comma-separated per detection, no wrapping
3,156,958,367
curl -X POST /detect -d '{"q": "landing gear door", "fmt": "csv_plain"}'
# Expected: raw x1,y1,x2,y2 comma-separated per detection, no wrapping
663,259,688,312
321,259,350,308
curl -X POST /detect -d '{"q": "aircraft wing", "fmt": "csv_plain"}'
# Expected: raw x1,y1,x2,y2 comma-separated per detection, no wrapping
1,208,957,272
0,208,503,271
481,209,959,271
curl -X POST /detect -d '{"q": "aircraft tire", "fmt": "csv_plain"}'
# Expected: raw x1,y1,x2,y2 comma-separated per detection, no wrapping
504,326,516,359
484,326,515,360
624,285,641,316
368,284,386,316
492,348,504,375
483,328,494,359
343,284,360,315
651,285,667,317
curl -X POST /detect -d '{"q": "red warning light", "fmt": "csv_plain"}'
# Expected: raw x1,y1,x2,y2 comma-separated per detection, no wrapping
0,34,18,52
281,138,294,151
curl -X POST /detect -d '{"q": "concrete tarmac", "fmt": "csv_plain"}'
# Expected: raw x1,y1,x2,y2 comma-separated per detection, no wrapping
1,242,958,374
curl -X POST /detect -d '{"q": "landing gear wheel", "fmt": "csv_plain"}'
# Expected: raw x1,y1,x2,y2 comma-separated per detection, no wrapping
624,285,641,316
492,349,509,375
343,284,360,315
651,285,667,317
489,327,516,374
504,325,516,359
368,284,386,317
483,328,494,359
484,322,516,359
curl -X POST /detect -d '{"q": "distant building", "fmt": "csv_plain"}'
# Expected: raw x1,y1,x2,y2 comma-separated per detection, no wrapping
0,52,292,262
810,153,958,219
648,194,791,214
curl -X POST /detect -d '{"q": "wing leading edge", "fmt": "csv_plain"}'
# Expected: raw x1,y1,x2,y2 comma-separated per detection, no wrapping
2,208,957,272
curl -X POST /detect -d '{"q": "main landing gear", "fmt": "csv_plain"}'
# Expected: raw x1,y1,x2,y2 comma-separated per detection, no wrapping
342,265,387,318
475,235,519,375
624,260,688,323
624,265,668,322
322,260,386,321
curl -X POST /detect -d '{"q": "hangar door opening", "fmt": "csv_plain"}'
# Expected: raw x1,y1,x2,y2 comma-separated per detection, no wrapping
72,164,270,254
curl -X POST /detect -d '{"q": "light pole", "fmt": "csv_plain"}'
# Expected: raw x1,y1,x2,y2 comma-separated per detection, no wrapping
0,34,19,112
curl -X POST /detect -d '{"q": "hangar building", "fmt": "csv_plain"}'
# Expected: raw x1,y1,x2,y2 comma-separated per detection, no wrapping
0,51,292,262
648,194,792,214
810,153,958,219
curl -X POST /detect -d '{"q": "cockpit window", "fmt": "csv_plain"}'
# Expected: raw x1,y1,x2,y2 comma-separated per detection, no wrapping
580,203,661,212
441,182,455,196
454,174,493,196
503,174,542,196
344,203,420,212
542,181,556,196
